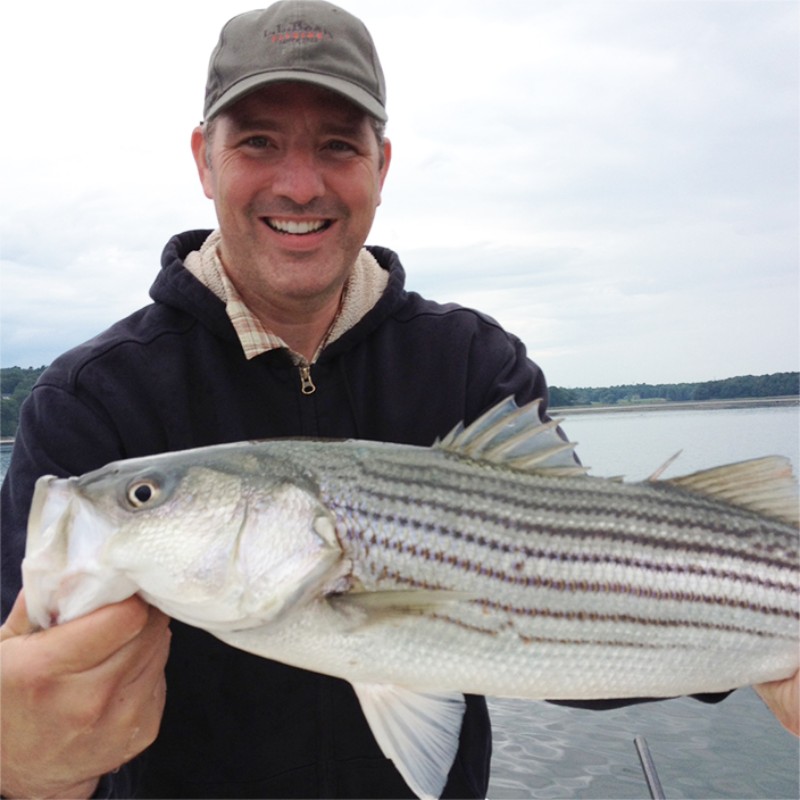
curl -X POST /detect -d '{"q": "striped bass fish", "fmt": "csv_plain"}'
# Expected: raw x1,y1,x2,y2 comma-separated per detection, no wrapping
22,397,799,800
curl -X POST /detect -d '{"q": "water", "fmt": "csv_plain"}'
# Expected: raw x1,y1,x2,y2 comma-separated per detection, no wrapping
558,404,799,481
0,443,12,477
487,690,798,799
2,406,799,798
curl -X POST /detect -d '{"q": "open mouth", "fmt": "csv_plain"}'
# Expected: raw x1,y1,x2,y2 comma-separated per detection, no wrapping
264,218,333,235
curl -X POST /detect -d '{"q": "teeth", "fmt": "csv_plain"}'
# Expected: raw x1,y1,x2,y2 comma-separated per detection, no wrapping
267,219,328,235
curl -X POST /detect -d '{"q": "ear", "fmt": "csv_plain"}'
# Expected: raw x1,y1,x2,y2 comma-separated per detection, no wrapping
377,137,392,205
191,125,215,200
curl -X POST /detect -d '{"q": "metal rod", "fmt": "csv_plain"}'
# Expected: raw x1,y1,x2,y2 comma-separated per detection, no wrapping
634,735,666,800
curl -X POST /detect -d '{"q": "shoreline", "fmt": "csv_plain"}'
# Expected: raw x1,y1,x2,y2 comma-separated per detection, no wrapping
1,397,797,445
552,395,799,416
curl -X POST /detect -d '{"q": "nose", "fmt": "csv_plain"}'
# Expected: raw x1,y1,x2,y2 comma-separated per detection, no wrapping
271,147,326,206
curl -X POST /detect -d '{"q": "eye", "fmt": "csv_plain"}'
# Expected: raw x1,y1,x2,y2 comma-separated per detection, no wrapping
126,478,161,509
325,139,357,155
243,135,271,149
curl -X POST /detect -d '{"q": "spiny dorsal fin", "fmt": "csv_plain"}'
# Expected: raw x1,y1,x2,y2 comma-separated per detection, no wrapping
435,396,586,476
662,456,799,527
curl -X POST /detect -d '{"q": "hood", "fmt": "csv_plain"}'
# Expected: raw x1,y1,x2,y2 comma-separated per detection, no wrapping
150,231,410,362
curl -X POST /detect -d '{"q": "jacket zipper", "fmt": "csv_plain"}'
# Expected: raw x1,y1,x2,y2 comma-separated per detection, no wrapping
298,364,316,395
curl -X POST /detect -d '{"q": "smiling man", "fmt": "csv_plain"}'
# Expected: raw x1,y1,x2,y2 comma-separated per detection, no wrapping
1,2,797,799
192,81,391,361
0,3,546,797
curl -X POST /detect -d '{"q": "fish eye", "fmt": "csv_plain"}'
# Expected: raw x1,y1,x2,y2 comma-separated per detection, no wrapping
126,478,161,509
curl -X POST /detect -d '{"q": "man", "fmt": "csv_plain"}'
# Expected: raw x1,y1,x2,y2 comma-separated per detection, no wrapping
0,4,539,797
1,2,796,799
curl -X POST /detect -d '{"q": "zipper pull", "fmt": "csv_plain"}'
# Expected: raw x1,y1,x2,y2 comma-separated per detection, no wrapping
299,364,316,395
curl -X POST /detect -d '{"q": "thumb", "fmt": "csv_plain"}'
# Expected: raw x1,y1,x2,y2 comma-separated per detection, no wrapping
0,589,36,642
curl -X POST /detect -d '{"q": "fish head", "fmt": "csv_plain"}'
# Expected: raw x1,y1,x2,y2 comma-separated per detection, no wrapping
23,445,346,632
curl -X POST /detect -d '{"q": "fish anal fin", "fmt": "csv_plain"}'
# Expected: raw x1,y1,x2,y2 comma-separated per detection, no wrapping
663,456,799,527
352,683,466,800
436,396,585,476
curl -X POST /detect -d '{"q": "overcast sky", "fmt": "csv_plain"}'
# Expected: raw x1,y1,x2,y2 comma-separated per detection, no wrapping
1,0,797,388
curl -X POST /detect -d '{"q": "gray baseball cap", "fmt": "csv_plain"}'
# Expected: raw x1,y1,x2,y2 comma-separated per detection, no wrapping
204,1,387,122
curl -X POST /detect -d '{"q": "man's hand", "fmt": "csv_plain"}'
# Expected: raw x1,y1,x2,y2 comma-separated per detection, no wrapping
0,590,171,799
755,669,800,737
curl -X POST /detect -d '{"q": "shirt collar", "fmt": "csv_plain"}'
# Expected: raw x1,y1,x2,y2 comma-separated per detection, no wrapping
184,230,388,363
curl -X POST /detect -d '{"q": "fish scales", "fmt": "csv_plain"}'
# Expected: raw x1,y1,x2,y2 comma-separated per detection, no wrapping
314,442,795,578
337,447,793,552
220,437,799,699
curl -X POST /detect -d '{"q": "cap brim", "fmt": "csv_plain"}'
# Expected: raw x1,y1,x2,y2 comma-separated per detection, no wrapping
205,70,387,122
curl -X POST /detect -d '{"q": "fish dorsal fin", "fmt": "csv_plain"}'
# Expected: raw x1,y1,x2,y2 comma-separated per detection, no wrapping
661,456,799,527
352,683,465,800
435,396,587,476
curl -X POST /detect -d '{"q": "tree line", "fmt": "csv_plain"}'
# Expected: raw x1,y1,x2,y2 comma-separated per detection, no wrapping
549,372,799,408
1,366,47,438
1,367,798,438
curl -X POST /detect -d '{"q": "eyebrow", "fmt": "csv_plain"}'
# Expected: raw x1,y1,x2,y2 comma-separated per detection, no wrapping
227,111,369,139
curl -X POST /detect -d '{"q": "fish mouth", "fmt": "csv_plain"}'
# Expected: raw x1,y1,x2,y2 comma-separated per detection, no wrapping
24,475,79,627
263,217,333,236
23,475,137,628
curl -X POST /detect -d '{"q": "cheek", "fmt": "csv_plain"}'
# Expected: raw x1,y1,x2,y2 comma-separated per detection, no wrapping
341,170,385,221
209,170,257,217
205,150,266,209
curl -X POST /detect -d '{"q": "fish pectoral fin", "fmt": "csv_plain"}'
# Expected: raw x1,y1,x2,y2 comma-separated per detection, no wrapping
661,455,799,527
352,683,466,800
328,590,473,628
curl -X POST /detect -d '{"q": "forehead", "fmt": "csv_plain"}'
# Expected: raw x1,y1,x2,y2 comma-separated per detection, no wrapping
218,82,371,132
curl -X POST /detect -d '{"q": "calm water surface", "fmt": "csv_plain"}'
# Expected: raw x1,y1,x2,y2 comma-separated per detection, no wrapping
2,406,798,798
0,443,12,477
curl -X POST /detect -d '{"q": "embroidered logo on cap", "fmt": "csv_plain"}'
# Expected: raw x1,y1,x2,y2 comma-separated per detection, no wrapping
265,20,332,44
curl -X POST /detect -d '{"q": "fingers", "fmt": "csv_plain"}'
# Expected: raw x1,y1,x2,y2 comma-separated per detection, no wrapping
755,670,800,737
37,595,155,673
0,591,172,799
0,589,37,641
115,604,172,690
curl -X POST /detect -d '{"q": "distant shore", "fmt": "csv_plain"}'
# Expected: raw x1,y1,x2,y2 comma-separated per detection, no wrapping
552,395,799,416
1,396,797,446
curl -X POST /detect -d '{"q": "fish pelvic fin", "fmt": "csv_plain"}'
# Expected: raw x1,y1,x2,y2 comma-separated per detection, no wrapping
352,683,466,800
435,396,587,476
662,455,799,527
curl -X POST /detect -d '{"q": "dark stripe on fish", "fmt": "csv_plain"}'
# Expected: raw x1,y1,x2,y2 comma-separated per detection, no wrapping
334,496,798,585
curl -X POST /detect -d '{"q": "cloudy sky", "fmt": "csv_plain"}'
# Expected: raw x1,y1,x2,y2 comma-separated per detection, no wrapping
1,0,797,389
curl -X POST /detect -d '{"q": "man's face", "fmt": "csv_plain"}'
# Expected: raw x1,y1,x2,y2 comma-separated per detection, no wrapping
192,83,391,311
